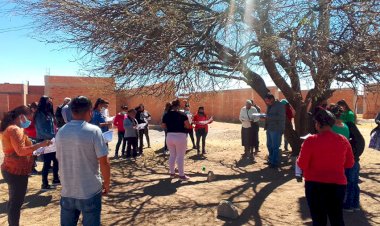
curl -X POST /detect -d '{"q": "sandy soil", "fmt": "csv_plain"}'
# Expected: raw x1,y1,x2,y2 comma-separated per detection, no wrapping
0,121,379,226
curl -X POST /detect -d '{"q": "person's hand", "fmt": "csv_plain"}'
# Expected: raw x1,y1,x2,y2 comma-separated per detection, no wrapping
102,183,110,195
42,140,52,147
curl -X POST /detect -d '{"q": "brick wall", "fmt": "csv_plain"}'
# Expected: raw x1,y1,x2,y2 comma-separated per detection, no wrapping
186,87,278,123
27,85,45,104
116,83,176,124
363,84,380,119
44,76,117,115
0,94,9,118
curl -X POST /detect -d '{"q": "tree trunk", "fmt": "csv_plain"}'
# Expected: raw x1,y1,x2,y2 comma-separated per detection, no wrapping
285,103,309,156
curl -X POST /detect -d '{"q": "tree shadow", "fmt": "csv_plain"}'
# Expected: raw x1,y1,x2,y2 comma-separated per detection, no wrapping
0,190,52,214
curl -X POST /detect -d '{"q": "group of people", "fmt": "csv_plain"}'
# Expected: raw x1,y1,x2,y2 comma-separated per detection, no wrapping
297,99,365,226
113,104,151,158
0,92,372,226
0,95,113,226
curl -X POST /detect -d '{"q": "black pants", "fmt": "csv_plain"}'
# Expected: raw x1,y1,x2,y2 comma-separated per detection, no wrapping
305,181,346,226
187,129,196,147
195,128,208,153
252,122,259,150
138,127,150,152
2,170,28,226
126,137,138,157
42,152,59,186
115,131,127,156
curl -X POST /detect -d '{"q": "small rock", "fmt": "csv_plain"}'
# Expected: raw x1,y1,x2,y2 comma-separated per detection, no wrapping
217,200,239,219
207,171,216,182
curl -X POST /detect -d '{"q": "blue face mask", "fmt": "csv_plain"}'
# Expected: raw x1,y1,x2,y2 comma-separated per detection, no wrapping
20,115,31,129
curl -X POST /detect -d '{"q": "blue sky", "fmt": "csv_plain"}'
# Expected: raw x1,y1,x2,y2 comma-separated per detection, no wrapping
0,1,83,85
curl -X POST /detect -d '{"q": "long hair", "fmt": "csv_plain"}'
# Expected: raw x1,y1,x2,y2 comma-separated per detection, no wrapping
0,106,30,132
93,98,102,110
337,99,357,122
34,96,53,120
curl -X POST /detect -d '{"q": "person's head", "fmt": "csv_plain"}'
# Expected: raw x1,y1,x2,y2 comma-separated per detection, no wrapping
264,93,275,106
94,98,103,110
0,106,31,132
184,103,190,112
328,104,343,122
120,105,128,113
165,102,172,111
138,104,144,111
28,102,38,113
245,99,253,109
70,96,93,122
63,97,71,105
198,106,205,114
337,99,351,112
320,99,328,109
37,95,53,115
128,109,137,118
313,109,336,132
171,99,181,111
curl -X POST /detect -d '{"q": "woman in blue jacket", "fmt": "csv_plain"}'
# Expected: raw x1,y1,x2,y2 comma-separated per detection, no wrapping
35,96,59,190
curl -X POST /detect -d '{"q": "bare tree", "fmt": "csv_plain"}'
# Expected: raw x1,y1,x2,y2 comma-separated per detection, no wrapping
13,0,380,153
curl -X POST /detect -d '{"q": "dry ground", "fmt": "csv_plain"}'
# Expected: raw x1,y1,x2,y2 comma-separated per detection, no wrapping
0,121,379,226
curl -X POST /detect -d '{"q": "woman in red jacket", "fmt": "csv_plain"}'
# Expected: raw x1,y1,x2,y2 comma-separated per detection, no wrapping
193,106,213,155
297,109,354,226
113,105,128,158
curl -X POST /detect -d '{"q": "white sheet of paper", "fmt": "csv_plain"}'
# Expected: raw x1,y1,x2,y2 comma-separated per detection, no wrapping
136,123,147,130
102,130,113,142
300,133,312,139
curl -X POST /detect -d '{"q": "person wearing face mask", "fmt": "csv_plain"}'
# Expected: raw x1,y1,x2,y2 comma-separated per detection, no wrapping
193,106,213,156
90,98,112,133
1,106,52,226
35,95,59,190
113,105,128,158
55,96,110,226
25,102,40,175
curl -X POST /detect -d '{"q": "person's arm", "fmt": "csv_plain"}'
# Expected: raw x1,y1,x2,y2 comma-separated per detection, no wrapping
9,126,51,156
239,108,248,122
93,128,110,194
98,156,110,195
184,120,191,129
344,139,355,168
113,115,119,127
375,113,380,124
62,107,69,123
297,138,312,171
347,111,355,123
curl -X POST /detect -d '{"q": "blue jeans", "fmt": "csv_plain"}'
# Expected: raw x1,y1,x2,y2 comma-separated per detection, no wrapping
60,192,102,226
344,161,360,209
266,131,283,166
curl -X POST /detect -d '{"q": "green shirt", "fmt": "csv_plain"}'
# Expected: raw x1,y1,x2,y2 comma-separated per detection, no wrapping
340,110,355,124
332,123,350,139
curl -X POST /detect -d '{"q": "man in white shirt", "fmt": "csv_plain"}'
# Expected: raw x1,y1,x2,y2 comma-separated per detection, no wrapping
239,100,260,159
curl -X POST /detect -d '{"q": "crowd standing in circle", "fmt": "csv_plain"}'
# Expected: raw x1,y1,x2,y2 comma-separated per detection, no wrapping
0,93,374,226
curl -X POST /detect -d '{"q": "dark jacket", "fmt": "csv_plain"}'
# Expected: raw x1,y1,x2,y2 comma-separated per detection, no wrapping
346,122,365,162
35,111,55,140
265,100,286,132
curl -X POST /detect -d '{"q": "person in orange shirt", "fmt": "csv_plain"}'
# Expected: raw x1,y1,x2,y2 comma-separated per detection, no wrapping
0,106,51,226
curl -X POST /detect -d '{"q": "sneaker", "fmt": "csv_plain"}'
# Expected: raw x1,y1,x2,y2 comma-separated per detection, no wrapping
179,175,190,181
170,174,176,179
41,184,54,191
52,179,61,185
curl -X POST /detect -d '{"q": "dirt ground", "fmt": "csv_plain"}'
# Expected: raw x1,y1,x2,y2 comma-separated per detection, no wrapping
0,121,379,226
